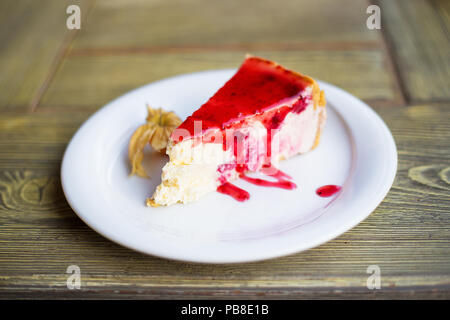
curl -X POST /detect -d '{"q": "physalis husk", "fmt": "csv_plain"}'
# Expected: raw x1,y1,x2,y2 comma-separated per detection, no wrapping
128,105,181,178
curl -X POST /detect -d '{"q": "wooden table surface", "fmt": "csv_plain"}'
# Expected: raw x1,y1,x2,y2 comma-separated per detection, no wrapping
0,0,449,299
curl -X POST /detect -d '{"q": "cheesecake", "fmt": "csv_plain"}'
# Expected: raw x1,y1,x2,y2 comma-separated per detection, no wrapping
148,56,326,206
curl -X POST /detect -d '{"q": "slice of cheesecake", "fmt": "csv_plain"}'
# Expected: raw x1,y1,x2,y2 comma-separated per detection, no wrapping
148,56,326,207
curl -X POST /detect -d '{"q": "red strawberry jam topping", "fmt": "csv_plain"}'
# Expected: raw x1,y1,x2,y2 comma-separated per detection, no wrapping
174,57,311,138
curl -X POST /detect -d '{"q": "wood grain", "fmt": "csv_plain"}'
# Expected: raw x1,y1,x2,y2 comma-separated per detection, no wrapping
0,112,88,170
39,50,399,111
0,0,90,111
0,0,449,299
377,0,450,102
0,105,449,299
73,0,380,49
435,0,450,30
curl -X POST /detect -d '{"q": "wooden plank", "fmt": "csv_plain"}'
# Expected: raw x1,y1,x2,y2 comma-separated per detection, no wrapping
0,112,88,170
0,0,91,111
377,0,450,102
435,0,450,30
73,0,380,49
0,104,449,298
0,1,65,110
39,50,399,111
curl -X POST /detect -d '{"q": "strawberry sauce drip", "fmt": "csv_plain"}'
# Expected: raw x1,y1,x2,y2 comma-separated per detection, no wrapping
263,167,292,180
316,185,341,197
217,168,296,202
217,182,250,202
240,173,297,190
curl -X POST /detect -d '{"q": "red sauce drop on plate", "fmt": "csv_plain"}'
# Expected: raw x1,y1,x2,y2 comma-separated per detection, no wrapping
316,185,341,197
217,182,250,202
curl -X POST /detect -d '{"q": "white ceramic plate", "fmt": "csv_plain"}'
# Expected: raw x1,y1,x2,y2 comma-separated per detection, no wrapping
61,69,397,264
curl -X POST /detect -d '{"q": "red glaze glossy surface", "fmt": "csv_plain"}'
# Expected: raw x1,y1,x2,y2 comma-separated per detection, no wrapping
316,185,341,197
175,57,310,138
